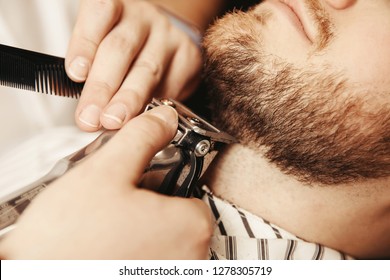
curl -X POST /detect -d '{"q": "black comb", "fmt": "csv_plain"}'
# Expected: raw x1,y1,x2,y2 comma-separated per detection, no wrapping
0,44,83,98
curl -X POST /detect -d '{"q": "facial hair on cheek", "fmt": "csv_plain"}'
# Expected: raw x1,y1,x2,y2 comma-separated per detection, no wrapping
202,9,390,185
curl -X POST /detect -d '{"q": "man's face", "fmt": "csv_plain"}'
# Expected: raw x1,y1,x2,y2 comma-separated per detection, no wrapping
203,0,390,185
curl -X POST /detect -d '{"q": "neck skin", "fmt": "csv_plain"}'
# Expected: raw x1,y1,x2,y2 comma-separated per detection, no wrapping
201,144,390,259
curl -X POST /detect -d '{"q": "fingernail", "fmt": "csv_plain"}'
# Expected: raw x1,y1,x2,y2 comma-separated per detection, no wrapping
79,105,101,128
103,103,128,126
149,105,178,130
69,56,90,81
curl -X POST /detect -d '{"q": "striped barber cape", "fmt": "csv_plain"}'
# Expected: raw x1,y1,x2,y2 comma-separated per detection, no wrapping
198,186,353,260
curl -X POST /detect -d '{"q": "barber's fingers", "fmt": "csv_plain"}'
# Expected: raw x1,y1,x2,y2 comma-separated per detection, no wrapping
96,27,201,131
71,3,175,132
99,24,177,129
156,39,202,101
67,0,202,132
74,17,152,131
91,105,178,185
65,0,124,82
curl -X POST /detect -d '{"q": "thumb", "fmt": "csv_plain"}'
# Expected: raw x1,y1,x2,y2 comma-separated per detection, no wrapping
91,105,178,185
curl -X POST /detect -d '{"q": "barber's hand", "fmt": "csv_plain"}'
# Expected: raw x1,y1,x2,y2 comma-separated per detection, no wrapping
66,0,202,132
0,106,212,259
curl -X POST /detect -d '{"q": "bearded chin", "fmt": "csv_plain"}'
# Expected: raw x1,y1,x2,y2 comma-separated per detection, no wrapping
202,10,390,186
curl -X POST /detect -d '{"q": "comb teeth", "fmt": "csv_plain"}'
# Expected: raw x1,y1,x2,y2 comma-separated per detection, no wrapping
35,64,83,98
0,44,83,98
0,51,36,91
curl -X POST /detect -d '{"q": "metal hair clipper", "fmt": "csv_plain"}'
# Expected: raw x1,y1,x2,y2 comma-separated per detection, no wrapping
0,98,236,237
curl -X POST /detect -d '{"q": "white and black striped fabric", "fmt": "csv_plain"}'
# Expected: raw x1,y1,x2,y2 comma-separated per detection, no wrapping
199,186,353,260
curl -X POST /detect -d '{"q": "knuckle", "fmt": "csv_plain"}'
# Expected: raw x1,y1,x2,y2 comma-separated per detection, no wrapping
120,87,145,109
135,1,159,15
88,0,121,23
78,35,100,53
94,0,118,14
158,15,172,30
104,32,136,55
134,57,163,81
87,79,115,98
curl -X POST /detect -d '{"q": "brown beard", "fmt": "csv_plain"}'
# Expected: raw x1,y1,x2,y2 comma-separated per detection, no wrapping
202,9,390,185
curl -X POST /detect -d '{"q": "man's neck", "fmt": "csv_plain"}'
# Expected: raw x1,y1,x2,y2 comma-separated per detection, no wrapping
201,144,390,259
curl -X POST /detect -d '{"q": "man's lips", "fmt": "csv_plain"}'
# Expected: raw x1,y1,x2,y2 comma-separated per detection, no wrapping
275,0,314,44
